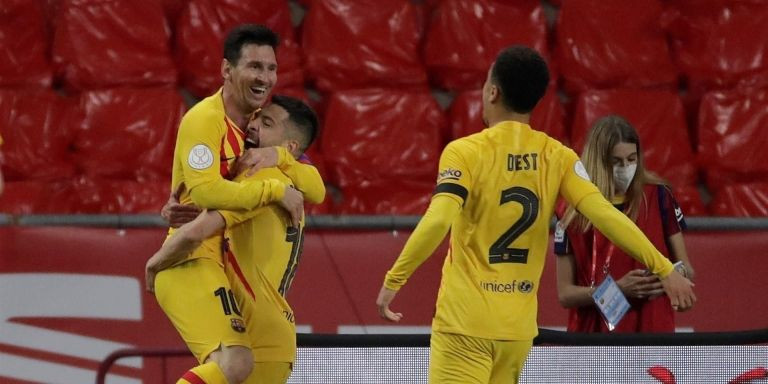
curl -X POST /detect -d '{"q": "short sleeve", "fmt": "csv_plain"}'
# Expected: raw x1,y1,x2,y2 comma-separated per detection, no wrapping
433,140,474,206
659,185,686,236
553,221,572,255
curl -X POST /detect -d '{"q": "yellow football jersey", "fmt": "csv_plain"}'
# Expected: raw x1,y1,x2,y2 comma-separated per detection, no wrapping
168,89,286,264
219,167,303,362
221,167,305,296
426,121,598,341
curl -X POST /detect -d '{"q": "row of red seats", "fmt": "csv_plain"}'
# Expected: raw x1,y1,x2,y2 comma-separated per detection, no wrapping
4,0,768,97
1,86,767,216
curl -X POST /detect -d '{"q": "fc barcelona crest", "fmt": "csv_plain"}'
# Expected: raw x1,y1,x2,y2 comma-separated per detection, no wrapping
231,318,246,333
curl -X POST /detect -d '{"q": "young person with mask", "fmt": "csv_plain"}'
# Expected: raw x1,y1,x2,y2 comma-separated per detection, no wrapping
554,115,695,333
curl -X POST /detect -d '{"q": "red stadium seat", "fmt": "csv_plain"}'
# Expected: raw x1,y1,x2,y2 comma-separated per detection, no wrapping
51,0,177,90
301,145,335,215
698,88,768,186
570,89,698,187
424,0,549,91
175,0,303,98
0,90,76,181
0,0,52,88
71,88,186,182
0,180,80,214
336,180,434,215
320,89,445,213
159,0,186,24
710,182,768,217
673,185,708,217
0,181,52,214
301,0,428,92
67,177,170,214
449,87,566,143
667,1,768,93
555,0,678,94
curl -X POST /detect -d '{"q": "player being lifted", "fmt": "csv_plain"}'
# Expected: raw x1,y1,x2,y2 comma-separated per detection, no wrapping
150,24,324,384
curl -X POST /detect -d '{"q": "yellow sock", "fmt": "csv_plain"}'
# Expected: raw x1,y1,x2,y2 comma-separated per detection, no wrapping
176,361,228,384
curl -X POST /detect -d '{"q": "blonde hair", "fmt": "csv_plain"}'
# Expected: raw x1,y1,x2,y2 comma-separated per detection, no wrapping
561,115,667,232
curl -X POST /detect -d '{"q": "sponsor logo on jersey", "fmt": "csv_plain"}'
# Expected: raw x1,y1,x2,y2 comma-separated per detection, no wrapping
231,318,246,333
518,280,534,293
188,144,214,170
283,310,295,324
479,279,535,294
437,168,462,182
675,206,684,222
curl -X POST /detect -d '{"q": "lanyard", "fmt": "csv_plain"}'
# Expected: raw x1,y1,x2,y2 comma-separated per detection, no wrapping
590,231,616,288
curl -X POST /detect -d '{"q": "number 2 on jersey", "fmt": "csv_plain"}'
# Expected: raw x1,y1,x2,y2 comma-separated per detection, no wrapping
489,187,539,264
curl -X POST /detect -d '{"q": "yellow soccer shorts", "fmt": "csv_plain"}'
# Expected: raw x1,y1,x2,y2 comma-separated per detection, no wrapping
155,257,251,364
429,331,533,384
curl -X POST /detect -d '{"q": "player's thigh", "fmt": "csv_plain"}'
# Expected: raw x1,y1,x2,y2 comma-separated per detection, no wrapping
242,362,292,384
429,331,493,384
488,339,533,384
155,258,250,363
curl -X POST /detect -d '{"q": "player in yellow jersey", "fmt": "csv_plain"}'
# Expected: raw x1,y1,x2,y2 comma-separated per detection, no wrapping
151,25,324,384
147,95,318,384
376,46,696,384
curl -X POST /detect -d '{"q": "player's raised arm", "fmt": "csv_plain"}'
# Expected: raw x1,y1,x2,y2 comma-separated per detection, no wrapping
145,210,224,292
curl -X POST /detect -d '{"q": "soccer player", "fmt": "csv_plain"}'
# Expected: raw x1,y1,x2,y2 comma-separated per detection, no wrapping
147,95,318,384
153,24,324,384
376,46,696,384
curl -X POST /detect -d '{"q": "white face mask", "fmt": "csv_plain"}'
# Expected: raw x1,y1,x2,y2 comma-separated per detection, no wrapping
613,163,637,193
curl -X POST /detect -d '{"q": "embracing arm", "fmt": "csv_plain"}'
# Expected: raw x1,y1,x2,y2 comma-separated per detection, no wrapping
145,211,225,292
275,147,325,204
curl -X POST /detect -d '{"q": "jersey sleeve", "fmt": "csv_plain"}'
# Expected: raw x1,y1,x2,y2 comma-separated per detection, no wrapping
553,221,572,256
558,148,602,207
659,185,686,236
275,147,326,204
433,140,474,206
178,111,286,210
218,208,257,228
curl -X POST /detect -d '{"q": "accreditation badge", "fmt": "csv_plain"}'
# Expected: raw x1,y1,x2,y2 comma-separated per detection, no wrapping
591,275,630,331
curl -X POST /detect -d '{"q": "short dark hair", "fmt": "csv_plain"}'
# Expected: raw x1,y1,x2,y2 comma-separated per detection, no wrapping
491,46,550,114
223,24,279,65
270,95,319,154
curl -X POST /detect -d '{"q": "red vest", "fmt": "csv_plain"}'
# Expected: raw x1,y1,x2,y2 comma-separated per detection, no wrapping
559,184,675,333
